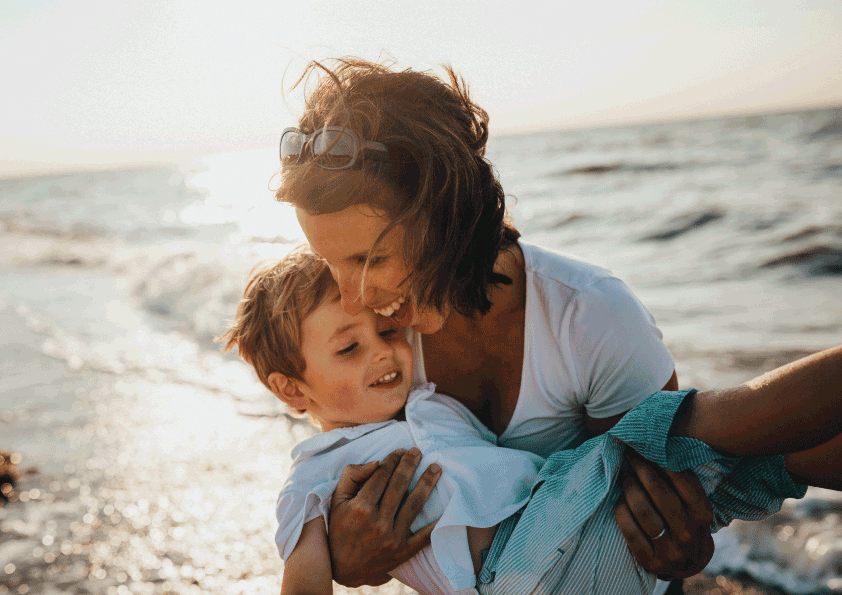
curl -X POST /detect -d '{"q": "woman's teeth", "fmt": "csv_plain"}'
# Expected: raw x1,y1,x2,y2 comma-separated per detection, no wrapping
372,371,399,386
374,296,406,317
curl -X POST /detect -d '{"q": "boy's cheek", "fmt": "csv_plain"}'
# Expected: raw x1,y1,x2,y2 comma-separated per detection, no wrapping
334,386,362,412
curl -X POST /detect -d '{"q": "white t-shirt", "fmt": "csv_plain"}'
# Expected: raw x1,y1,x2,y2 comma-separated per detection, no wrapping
412,240,675,458
275,383,544,595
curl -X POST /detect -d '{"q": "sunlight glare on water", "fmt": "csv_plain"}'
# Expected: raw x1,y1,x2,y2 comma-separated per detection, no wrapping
180,148,306,244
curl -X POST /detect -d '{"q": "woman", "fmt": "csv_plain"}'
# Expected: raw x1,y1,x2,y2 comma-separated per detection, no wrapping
275,58,715,594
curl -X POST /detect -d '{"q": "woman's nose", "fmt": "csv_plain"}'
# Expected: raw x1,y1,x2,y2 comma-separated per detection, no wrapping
340,292,365,315
334,270,364,315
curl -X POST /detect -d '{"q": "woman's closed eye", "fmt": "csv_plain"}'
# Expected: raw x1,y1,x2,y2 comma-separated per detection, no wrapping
355,255,386,267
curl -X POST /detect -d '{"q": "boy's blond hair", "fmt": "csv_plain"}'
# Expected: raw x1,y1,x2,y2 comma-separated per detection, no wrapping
218,245,336,388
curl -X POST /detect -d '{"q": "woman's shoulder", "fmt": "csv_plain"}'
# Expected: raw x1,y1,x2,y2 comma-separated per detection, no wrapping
518,240,619,297
515,241,657,335
484,240,631,321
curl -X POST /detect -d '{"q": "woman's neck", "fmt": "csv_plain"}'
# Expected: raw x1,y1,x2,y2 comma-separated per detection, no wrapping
421,243,527,433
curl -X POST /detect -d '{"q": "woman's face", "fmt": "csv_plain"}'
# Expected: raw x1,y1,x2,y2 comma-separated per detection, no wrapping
296,202,448,334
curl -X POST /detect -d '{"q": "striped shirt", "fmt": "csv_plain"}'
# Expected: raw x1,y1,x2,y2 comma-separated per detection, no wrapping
477,389,807,595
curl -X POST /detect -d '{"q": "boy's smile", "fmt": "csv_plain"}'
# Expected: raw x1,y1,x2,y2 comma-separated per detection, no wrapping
296,290,414,431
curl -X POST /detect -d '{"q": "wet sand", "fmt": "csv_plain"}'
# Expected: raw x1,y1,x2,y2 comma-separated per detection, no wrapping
684,575,788,595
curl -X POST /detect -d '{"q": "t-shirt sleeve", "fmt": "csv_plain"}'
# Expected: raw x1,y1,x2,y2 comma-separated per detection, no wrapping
568,277,675,419
274,480,337,561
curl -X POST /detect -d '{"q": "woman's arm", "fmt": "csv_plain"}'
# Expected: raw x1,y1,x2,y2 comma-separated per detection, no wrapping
282,518,333,595
328,449,441,588
785,432,842,490
672,345,842,456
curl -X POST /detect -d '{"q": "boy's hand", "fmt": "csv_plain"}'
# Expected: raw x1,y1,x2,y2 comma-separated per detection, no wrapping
614,449,715,580
328,448,442,588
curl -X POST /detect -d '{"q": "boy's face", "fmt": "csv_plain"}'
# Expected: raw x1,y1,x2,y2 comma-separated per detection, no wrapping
298,290,414,430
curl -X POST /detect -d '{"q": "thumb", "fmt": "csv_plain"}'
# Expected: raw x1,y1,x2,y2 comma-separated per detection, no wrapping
331,461,379,505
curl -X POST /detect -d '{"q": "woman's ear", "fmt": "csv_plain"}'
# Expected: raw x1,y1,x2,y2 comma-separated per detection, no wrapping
267,372,310,411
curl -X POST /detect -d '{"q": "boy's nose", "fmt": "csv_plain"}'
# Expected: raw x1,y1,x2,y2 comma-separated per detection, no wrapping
371,335,394,361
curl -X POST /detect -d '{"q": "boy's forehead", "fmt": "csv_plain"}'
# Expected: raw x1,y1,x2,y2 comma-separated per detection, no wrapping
320,286,342,315
308,284,341,315
305,290,365,341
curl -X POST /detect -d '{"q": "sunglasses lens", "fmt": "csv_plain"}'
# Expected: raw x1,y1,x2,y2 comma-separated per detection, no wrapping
280,131,305,165
313,130,356,169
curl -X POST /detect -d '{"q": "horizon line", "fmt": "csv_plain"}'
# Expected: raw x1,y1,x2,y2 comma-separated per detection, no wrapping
2,99,840,179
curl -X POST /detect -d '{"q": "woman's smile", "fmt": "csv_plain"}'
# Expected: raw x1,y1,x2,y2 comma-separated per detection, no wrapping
373,295,405,318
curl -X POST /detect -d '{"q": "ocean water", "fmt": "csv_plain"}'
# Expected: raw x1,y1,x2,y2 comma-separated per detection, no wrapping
1,105,841,593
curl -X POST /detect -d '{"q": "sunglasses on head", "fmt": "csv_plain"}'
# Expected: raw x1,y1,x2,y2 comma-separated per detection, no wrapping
280,127,390,170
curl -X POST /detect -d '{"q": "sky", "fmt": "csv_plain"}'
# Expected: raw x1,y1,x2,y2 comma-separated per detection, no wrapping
1,0,841,175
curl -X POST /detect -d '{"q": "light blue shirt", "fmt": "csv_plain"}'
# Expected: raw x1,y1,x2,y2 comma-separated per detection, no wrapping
275,383,544,595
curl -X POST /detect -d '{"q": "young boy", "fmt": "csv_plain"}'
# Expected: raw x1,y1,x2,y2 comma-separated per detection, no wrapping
220,246,842,595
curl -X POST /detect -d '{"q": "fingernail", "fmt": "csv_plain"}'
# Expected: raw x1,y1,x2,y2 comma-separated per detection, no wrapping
430,463,441,474
394,449,407,456
408,447,421,458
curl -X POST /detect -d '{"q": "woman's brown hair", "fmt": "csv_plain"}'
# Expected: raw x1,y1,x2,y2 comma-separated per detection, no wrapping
276,57,520,317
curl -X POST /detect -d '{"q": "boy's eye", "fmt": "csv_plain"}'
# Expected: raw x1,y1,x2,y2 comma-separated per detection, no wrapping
337,342,358,355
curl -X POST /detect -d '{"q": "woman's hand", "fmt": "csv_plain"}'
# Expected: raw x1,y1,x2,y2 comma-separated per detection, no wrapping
328,448,442,588
614,449,715,581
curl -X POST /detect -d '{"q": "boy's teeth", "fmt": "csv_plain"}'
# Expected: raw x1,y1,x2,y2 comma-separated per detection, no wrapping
372,371,398,385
